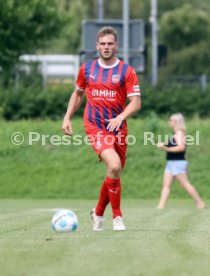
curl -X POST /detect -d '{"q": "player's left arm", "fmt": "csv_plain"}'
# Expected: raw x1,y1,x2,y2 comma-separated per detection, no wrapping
106,96,141,132
120,95,141,119
106,67,141,132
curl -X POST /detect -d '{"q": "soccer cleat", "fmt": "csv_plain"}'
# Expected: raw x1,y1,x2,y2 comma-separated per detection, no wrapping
90,208,104,231
113,216,126,231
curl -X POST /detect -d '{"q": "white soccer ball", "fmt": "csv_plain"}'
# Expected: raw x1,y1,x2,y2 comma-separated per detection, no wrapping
52,209,78,232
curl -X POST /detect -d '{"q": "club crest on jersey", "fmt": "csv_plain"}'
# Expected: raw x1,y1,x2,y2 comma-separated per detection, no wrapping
112,74,120,84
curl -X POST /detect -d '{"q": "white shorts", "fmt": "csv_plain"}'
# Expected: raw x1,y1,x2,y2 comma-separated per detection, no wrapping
165,160,188,176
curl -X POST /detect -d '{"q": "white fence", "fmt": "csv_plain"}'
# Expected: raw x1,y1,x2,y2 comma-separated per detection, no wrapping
19,55,80,87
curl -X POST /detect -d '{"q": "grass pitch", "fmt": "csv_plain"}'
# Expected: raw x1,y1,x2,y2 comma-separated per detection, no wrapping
1,199,210,276
1,117,210,199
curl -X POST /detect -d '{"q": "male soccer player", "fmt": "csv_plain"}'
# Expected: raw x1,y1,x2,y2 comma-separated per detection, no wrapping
62,26,141,231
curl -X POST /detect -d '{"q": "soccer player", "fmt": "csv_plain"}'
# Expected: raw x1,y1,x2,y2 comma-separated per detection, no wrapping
62,26,141,231
156,113,205,209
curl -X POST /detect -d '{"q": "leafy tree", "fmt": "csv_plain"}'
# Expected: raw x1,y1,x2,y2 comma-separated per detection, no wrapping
162,41,210,74
160,4,210,51
158,3,210,75
44,0,92,54
0,0,67,81
104,0,148,20
59,0,89,53
158,0,189,15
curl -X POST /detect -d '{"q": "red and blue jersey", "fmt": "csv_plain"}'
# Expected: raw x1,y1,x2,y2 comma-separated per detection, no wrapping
76,58,140,134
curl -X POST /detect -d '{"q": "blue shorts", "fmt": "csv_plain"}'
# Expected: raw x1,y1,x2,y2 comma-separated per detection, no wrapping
165,160,188,176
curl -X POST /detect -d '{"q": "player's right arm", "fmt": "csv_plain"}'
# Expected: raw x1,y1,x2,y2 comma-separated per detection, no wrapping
62,89,84,136
62,64,86,136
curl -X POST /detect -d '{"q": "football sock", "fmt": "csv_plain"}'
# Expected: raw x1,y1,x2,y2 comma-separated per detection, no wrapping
95,179,110,216
106,176,122,218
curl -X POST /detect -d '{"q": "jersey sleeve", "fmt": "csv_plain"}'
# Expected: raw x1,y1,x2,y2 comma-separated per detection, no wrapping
124,66,141,97
75,64,86,93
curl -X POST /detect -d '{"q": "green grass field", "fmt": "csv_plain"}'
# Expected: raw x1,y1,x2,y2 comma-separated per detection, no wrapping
1,199,210,276
1,117,210,275
0,117,210,199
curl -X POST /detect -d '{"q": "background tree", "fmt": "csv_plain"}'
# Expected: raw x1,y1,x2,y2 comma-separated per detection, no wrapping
45,0,92,54
159,3,210,75
0,0,67,82
2,0,210,83
160,4,210,51
160,41,210,75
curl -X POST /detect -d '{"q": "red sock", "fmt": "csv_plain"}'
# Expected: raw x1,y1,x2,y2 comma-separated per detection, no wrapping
95,180,110,216
106,176,122,218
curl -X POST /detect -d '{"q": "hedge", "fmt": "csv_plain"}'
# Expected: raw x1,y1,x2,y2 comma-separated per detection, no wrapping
0,84,210,120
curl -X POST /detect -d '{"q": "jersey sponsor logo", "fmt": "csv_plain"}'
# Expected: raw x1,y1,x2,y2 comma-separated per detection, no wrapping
112,74,120,84
92,89,117,98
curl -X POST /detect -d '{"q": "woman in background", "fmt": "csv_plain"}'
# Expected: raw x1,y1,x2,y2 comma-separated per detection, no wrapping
156,113,205,209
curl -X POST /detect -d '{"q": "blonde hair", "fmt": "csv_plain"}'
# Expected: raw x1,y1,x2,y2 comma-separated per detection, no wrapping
96,26,118,42
170,113,186,131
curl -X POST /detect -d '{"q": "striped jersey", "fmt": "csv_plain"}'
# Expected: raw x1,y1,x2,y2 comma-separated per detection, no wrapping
76,58,141,134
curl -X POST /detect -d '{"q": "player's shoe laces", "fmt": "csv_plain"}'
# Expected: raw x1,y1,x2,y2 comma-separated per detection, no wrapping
90,208,103,231
113,216,126,231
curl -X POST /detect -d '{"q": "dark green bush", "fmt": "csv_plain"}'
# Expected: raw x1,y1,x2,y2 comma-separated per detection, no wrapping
0,83,210,120
0,85,75,120
140,85,210,118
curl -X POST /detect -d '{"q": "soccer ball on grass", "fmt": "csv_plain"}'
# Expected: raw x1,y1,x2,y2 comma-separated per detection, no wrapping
52,209,78,232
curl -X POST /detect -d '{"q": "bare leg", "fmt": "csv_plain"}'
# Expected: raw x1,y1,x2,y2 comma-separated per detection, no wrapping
175,174,205,209
157,171,174,209
100,148,122,179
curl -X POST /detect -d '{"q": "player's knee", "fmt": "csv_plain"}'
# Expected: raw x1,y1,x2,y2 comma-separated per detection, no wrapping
108,163,121,176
